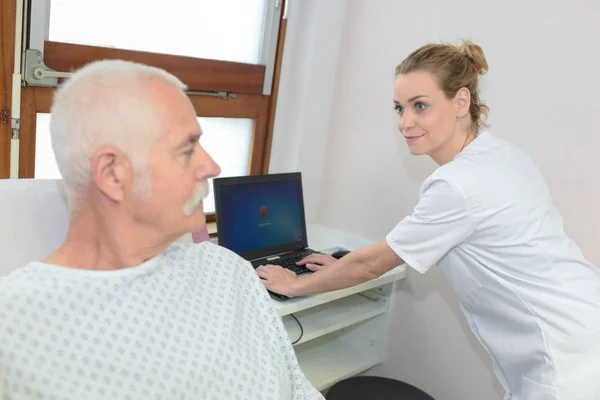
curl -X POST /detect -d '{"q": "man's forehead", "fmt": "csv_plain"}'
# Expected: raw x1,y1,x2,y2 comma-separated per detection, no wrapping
161,120,202,148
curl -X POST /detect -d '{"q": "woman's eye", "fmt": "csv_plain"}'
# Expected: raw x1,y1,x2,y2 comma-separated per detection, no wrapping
394,105,404,115
415,102,426,111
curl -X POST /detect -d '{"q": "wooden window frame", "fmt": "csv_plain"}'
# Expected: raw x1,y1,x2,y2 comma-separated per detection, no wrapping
1,0,287,224
0,0,17,178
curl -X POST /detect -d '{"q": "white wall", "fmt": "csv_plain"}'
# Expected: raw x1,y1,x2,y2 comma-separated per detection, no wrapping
272,0,600,399
268,0,348,223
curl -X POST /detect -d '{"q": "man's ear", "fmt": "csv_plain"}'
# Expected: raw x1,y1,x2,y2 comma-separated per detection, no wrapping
455,87,471,119
91,146,132,202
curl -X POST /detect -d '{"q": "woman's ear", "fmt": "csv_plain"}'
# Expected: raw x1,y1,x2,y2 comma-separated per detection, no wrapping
455,87,471,118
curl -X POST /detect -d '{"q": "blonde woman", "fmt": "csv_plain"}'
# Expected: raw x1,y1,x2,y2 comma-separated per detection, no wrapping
258,41,600,400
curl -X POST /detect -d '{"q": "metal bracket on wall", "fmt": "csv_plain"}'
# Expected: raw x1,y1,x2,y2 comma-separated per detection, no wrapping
23,48,68,87
22,49,237,100
186,90,236,100
22,48,238,102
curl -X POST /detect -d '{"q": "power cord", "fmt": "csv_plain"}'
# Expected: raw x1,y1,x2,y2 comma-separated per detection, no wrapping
290,313,304,345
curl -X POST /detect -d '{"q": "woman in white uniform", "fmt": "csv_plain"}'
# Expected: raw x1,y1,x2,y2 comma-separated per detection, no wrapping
257,40,600,400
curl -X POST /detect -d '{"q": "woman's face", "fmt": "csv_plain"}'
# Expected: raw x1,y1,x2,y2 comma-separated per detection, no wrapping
393,70,470,164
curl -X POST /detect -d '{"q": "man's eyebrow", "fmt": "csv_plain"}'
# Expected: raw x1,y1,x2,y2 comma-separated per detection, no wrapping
176,133,201,149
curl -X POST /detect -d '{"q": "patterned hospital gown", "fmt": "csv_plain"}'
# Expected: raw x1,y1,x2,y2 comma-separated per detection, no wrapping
0,242,324,400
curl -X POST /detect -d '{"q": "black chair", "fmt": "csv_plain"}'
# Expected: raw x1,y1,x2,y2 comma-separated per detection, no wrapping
325,376,435,400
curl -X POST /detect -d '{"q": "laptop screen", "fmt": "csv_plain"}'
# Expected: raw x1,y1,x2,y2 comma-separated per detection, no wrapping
213,172,308,260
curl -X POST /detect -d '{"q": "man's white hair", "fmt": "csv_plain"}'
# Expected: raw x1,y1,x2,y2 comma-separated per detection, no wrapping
50,59,188,213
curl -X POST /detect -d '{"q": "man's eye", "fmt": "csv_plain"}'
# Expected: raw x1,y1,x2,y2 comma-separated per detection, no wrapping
180,149,194,164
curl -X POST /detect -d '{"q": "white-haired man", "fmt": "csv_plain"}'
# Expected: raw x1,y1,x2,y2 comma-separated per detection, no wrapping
0,60,323,400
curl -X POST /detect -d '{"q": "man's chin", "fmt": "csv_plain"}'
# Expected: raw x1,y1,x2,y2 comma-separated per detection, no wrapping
186,207,206,228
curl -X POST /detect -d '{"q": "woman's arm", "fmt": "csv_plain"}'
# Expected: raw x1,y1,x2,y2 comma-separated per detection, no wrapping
257,239,404,298
258,179,474,298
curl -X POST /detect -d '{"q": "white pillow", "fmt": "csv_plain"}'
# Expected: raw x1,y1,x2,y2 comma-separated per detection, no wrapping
0,179,69,276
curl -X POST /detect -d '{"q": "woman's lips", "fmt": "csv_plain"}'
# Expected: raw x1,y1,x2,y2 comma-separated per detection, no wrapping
404,134,424,143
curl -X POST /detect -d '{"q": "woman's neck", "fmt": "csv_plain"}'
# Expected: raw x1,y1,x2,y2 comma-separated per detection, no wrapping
430,126,477,165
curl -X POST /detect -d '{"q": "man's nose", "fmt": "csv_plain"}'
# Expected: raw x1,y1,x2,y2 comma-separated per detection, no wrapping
195,151,221,181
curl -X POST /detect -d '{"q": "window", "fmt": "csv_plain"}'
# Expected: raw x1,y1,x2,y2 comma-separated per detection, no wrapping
34,113,60,180
47,0,268,65
1,0,288,222
28,0,282,95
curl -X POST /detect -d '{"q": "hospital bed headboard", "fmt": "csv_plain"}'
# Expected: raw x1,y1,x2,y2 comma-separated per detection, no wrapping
0,179,69,276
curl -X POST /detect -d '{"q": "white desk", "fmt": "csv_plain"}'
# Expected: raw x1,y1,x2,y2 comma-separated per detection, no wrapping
274,224,406,391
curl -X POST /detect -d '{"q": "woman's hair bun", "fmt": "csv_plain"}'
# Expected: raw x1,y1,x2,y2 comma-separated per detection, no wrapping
458,40,488,75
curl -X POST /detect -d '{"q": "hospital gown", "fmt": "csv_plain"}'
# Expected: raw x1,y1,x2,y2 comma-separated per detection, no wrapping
0,241,324,400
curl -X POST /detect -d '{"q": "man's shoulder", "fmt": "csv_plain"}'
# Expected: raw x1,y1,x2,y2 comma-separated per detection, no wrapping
168,242,270,304
168,241,254,273
169,240,244,259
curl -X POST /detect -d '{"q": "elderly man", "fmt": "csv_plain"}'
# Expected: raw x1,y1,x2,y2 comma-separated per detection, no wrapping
0,60,323,400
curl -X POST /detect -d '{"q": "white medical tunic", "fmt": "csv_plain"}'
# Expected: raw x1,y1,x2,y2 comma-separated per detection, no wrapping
0,242,323,400
387,131,600,400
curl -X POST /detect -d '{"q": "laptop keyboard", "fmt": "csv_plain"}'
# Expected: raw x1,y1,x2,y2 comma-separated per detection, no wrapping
252,250,317,275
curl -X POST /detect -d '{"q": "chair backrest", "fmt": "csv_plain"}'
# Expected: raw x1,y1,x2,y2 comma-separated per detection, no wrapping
0,179,199,277
0,179,69,276
325,376,435,400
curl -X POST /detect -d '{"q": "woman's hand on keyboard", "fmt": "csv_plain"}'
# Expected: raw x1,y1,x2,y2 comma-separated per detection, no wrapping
257,254,337,297
296,254,337,272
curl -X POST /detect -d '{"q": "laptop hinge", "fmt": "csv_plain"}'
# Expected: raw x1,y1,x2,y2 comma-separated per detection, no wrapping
250,246,307,263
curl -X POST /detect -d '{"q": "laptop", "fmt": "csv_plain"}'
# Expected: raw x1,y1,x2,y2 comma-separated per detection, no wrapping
213,172,319,297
